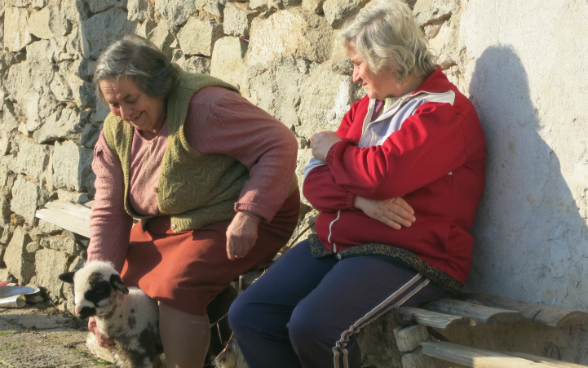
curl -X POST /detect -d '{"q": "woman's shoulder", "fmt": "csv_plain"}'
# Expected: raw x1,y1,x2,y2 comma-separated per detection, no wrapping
190,85,242,107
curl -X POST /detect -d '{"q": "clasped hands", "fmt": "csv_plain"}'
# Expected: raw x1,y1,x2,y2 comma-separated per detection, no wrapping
310,129,416,229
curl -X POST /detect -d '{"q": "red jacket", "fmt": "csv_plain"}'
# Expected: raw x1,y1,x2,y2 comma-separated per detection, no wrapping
303,67,486,284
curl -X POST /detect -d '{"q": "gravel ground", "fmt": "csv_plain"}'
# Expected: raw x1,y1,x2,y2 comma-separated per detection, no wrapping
0,302,114,368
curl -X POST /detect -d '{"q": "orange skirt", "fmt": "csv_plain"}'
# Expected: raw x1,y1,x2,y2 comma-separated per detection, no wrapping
121,189,300,315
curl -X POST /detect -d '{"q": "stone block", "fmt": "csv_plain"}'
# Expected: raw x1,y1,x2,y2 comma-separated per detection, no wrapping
40,235,80,255
4,7,32,52
322,0,364,28
35,248,69,299
247,9,333,66
246,57,305,129
81,7,136,59
136,18,157,38
297,63,354,138
127,0,153,21
86,0,117,13
15,136,50,184
33,108,84,144
32,0,46,9
393,324,430,352
91,102,111,124
28,7,53,39
36,219,63,235
301,0,325,14
26,39,52,64
56,189,90,204
11,176,40,225
224,3,258,37
156,0,197,27
147,22,174,59
51,140,93,192
177,17,223,57
81,122,102,148
4,226,35,284
413,0,457,26
211,37,247,91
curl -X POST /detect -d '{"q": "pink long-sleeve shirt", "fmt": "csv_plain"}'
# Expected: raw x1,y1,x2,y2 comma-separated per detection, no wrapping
88,86,298,271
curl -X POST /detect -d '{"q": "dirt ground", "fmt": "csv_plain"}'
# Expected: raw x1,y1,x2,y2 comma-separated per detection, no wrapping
0,302,114,368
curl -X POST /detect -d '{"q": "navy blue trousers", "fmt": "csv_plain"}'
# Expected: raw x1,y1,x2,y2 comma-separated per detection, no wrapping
228,240,449,368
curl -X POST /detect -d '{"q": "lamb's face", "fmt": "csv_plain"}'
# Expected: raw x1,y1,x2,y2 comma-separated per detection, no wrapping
74,271,116,318
58,261,129,319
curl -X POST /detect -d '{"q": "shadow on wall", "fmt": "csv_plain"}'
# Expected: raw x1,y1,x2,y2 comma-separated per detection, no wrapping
465,45,588,309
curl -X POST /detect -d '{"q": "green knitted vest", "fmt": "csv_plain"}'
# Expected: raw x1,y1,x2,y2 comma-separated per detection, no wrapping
102,71,249,232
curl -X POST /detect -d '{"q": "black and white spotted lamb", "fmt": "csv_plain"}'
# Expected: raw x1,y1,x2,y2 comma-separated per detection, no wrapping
59,261,163,368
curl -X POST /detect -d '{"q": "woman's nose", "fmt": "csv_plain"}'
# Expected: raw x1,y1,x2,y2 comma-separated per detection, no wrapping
120,104,132,120
352,67,361,83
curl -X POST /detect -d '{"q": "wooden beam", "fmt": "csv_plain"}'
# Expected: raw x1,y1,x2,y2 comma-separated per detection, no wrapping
421,341,565,368
423,299,524,325
504,352,588,368
396,307,474,329
457,293,588,328
401,348,436,368
36,200,92,238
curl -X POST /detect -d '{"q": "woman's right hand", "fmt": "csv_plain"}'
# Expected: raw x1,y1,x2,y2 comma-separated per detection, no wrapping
354,196,416,229
88,317,115,349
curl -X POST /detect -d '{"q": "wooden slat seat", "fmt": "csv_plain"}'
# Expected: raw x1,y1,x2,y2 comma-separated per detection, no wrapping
421,341,588,368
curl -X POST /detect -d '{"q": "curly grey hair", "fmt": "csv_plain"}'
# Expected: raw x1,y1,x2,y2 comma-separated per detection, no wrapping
94,35,179,104
340,0,436,81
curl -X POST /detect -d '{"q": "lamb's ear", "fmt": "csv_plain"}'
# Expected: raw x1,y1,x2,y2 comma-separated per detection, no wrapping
110,274,129,294
58,272,76,284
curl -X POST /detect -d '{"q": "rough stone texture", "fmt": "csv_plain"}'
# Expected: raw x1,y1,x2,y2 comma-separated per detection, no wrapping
157,0,197,27
4,6,32,52
51,140,93,192
10,176,40,225
128,0,153,21
177,17,223,57
302,0,326,14
28,7,53,39
33,107,84,144
81,7,136,59
35,248,69,299
297,62,354,137
413,0,457,26
211,37,248,91
172,50,211,74
15,136,50,184
39,235,79,255
4,226,35,284
247,9,334,66
224,3,259,37
322,0,365,28
86,0,117,13
148,21,175,58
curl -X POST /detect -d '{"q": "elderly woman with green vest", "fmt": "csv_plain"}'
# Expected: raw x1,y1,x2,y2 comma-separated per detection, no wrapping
85,35,300,367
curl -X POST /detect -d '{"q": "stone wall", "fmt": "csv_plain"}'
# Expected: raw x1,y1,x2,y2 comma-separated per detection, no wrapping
1,0,588,365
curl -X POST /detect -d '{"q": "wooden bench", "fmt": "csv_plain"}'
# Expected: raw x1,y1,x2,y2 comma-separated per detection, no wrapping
391,293,588,367
37,200,588,368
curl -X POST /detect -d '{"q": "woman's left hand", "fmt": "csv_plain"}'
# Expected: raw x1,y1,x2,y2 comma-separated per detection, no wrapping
226,211,261,260
310,130,342,162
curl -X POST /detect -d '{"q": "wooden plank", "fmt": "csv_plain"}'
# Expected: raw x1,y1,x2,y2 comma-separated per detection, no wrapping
421,341,561,368
504,352,588,368
423,299,524,325
396,307,474,329
457,293,588,328
35,200,92,238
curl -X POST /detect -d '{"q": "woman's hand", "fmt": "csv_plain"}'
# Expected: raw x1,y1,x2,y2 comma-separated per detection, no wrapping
354,196,416,230
226,211,261,260
310,130,342,162
88,317,115,349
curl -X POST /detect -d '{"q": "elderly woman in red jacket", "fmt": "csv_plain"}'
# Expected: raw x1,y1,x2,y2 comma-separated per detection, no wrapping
228,0,486,367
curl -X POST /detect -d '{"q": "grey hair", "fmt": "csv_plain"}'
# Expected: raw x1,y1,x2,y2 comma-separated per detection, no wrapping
94,34,179,104
340,0,436,81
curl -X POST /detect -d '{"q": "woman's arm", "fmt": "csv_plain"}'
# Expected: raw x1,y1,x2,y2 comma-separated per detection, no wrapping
184,87,298,259
87,133,134,272
326,103,468,199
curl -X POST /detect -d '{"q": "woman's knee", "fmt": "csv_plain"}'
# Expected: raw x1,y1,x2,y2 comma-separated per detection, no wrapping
287,304,325,348
227,294,253,334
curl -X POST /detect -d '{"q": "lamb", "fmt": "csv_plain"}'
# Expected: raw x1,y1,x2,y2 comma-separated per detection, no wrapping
59,261,163,368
